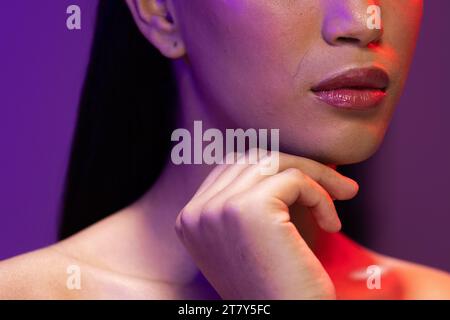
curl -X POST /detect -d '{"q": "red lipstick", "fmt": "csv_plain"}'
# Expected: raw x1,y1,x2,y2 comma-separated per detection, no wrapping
311,67,390,110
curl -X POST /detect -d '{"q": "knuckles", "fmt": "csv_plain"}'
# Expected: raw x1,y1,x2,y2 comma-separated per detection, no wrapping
222,195,248,219
198,200,223,230
284,167,306,180
175,151,316,239
175,203,199,234
175,193,254,236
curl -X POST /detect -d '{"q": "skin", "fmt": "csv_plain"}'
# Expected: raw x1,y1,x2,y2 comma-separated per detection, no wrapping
1,0,450,299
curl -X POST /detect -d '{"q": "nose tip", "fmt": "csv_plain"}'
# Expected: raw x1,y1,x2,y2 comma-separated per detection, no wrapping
322,5,383,48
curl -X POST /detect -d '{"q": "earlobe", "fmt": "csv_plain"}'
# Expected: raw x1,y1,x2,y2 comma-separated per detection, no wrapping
125,0,186,59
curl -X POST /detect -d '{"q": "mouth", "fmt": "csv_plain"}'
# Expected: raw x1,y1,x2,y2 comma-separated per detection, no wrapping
310,67,390,110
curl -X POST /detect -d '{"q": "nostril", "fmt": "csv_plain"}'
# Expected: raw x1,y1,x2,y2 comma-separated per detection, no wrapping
336,37,361,45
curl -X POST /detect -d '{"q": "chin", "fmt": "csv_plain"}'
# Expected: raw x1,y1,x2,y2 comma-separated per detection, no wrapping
322,138,384,165
282,130,385,166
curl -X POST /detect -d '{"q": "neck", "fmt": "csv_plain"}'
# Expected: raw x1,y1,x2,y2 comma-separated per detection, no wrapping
130,58,337,286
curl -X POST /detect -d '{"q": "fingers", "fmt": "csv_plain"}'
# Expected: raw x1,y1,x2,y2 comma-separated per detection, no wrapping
182,149,358,235
197,150,359,203
192,149,262,199
273,153,359,201
192,162,230,197
249,168,341,232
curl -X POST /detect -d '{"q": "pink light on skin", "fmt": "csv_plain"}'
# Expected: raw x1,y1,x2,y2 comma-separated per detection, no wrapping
370,44,398,64
327,164,338,170
313,232,405,299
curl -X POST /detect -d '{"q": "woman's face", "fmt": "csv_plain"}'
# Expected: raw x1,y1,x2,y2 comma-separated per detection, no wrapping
172,0,423,164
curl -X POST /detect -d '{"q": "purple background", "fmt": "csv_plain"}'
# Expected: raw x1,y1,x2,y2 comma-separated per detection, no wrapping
0,2,449,272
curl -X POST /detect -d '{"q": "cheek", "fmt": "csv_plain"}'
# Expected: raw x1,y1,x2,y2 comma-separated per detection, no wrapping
376,1,423,117
179,1,318,127
382,1,423,70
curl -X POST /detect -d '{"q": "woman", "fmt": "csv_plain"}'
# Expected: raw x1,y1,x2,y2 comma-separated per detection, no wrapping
1,0,449,299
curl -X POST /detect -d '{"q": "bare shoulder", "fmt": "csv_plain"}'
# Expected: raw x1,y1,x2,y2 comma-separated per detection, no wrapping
0,242,151,300
0,213,198,300
375,253,450,299
0,211,139,299
0,245,88,299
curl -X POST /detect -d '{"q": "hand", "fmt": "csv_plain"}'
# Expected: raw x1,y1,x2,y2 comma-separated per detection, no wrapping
174,149,359,299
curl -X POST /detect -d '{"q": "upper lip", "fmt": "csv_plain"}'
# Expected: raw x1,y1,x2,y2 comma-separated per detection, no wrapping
311,67,390,92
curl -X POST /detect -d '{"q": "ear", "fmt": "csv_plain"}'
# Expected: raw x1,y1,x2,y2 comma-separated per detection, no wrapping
126,0,185,59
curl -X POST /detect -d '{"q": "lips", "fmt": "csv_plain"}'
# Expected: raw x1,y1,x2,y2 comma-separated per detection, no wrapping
311,67,390,110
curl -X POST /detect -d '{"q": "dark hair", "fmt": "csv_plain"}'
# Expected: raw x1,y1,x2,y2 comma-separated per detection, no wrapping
58,0,177,239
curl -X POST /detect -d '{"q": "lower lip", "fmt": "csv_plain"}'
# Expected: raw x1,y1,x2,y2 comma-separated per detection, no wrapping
312,89,387,110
